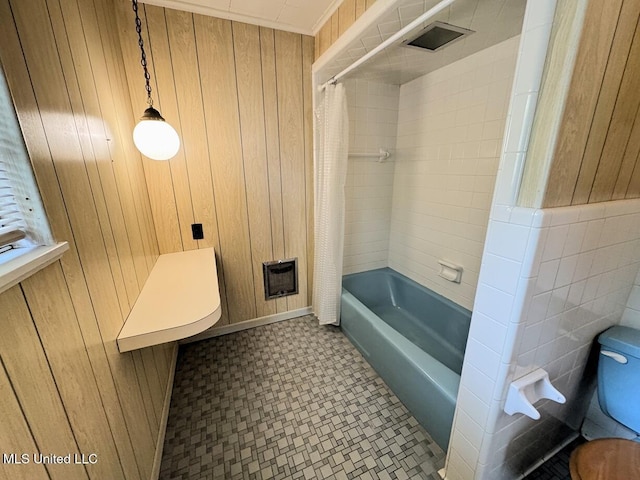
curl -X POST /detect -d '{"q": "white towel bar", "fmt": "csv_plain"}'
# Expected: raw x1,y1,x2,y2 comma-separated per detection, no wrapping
347,149,391,162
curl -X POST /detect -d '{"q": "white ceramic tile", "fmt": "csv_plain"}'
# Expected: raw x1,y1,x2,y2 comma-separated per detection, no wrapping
451,429,480,470
555,255,578,288
578,203,606,222
454,409,485,451
503,92,538,154
513,24,552,95
482,254,523,295
521,227,548,279
491,205,512,222
535,259,559,294
549,205,581,226
457,386,491,430
466,338,502,380
509,207,536,227
474,283,515,325
627,285,640,311
563,222,587,256
469,311,509,354
547,286,569,317
581,219,605,252
486,221,531,261
541,225,570,261
493,152,526,206
460,363,495,407
389,39,518,309
523,0,557,30
531,209,550,228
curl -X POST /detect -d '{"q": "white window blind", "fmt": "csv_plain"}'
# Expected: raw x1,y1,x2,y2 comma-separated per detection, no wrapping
0,67,66,295
0,67,52,257
0,161,27,251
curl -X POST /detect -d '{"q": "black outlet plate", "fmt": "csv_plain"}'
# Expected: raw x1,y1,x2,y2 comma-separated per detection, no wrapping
191,223,204,240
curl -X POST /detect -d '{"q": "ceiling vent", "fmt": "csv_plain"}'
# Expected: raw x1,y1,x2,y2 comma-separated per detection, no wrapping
403,21,474,52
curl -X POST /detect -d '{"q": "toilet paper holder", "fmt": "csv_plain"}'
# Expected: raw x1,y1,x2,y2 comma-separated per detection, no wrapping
438,260,462,283
504,368,566,420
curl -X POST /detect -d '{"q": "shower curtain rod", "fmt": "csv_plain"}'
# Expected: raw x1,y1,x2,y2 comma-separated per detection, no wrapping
319,0,457,91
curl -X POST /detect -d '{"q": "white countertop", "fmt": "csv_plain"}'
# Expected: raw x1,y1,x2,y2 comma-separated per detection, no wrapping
117,247,222,352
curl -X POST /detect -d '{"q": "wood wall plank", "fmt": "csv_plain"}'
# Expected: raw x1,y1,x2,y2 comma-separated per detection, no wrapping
574,0,640,204
339,0,356,36
194,14,257,323
615,108,640,198
21,263,126,480
49,0,132,315
0,285,87,480
164,9,220,254
233,22,277,318
543,0,624,207
331,13,340,43
142,6,198,254
542,0,640,207
141,347,164,430
88,0,159,276
114,1,183,255
275,31,308,310
626,138,640,195
6,1,158,473
317,22,332,59
0,359,49,480
589,15,640,202
0,0,172,478
315,0,375,58
303,35,315,306
0,3,145,475
115,5,314,326
260,27,288,314
133,350,160,435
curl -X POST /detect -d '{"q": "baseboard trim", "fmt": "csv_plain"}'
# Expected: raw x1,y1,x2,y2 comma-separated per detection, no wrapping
151,344,179,480
182,307,313,343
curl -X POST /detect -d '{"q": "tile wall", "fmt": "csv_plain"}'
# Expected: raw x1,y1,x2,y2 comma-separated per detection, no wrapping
447,200,640,480
343,79,399,275
621,269,640,329
444,1,606,479
580,260,640,443
388,37,519,310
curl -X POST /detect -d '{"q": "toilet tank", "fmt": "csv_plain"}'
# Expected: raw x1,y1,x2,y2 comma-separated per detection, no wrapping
597,326,640,434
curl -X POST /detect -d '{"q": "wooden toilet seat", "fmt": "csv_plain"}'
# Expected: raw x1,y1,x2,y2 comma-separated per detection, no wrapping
569,438,640,480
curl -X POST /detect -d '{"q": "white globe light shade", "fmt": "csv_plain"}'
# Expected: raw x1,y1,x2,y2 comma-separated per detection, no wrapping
133,112,180,161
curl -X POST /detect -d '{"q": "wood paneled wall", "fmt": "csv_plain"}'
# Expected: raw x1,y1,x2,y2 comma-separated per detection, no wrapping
542,0,640,207
115,4,315,326
0,0,173,478
316,0,376,58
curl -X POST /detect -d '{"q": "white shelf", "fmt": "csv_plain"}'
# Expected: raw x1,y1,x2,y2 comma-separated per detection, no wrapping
117,248,222,353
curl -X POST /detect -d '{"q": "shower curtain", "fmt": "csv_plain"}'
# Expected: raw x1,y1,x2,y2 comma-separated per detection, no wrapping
313,82,349,325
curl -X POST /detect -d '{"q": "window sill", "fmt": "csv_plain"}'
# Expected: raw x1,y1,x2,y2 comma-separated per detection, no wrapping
0,242,69,295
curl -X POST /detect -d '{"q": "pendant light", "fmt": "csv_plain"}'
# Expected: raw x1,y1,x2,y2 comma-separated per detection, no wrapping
131,0,180,161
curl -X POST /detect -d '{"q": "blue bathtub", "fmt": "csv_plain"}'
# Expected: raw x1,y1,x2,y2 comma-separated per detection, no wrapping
341,268,471,450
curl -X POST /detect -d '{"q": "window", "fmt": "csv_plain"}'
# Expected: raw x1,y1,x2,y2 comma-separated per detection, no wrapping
0,66,67,293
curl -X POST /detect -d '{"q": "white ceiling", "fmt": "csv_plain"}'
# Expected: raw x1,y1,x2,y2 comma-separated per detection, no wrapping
318,0,527,85
140,0,341,35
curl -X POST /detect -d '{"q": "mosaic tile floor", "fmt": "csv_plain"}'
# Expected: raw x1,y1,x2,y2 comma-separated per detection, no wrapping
523,437,584,480
160,315,446,480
